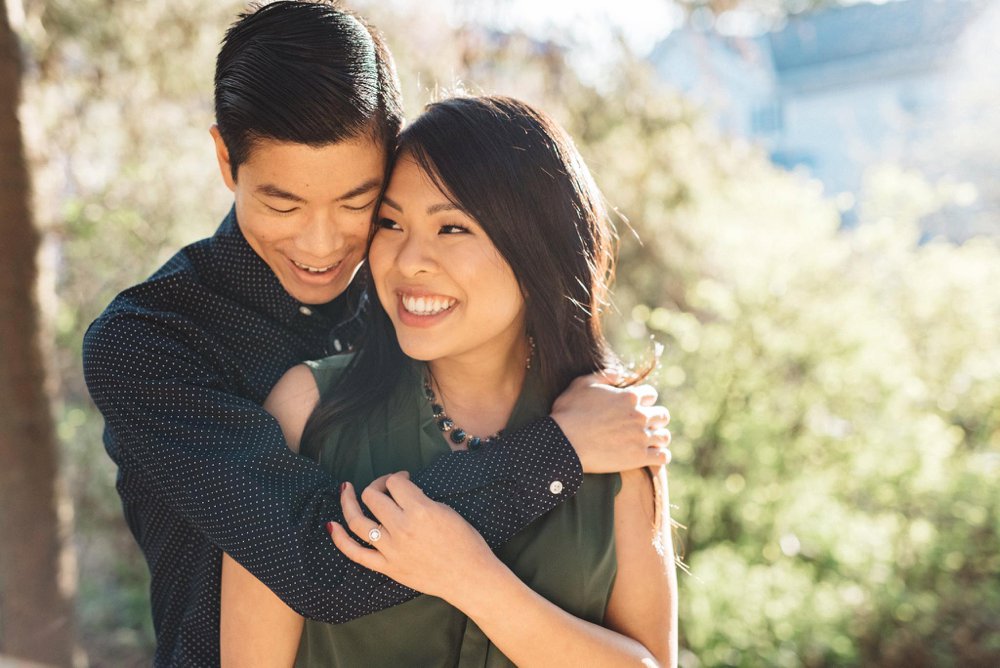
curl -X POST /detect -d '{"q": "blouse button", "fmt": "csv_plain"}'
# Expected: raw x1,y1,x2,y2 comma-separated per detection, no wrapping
299,305,314,316
549,480,564,495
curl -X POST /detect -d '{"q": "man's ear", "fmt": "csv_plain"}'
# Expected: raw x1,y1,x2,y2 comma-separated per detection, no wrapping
210,125,237,192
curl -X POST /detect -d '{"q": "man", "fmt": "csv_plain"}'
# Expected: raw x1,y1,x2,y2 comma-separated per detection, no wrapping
83,2,671,666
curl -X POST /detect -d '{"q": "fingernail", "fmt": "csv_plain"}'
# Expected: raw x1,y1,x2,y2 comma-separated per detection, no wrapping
326,521,335,535
339,482,348,494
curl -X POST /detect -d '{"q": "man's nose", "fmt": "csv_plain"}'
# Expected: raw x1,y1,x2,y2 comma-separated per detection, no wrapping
299,211,344,256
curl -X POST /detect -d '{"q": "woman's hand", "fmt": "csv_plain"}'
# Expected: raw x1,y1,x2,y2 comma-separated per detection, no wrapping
331,470,674,667
328,472,501,603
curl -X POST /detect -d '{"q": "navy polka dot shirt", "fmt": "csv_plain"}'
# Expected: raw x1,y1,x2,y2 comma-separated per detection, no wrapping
82,209,584,667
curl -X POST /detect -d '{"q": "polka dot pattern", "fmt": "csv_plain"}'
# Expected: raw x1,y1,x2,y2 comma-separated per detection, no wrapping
81,209,584,667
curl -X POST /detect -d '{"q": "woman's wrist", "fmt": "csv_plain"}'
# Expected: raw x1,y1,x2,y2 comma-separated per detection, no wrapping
445,554,518,617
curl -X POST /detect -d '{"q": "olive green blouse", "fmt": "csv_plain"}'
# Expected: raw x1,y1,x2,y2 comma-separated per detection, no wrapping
295,355,620,668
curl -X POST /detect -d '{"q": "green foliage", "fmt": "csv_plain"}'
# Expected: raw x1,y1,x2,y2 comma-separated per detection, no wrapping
614,145,1000,666
20,0,1000,665
21,2,243,662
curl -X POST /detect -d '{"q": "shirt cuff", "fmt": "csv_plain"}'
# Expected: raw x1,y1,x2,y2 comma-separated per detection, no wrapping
505,416,584,502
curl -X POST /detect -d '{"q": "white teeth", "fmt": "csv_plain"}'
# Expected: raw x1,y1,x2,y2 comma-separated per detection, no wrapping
401,294,456,316
293,259,338,273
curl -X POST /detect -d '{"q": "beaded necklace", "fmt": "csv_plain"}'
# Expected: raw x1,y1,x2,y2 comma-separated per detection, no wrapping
422,337,535,450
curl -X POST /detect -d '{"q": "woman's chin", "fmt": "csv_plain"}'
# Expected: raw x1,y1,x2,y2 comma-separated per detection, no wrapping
396,339,444,363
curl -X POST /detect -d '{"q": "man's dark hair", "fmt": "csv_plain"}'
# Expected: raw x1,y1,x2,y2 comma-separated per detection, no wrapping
214,1,403,179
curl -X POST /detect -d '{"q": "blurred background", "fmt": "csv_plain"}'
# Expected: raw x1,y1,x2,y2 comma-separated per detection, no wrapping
1,0,998,665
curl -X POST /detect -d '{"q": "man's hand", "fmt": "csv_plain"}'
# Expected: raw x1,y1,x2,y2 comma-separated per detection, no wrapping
328,472,498,603
550,373,671,473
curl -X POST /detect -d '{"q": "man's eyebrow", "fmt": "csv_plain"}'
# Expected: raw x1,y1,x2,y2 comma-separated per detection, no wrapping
255,184,307,203
254,178,382,204
336,178,382,202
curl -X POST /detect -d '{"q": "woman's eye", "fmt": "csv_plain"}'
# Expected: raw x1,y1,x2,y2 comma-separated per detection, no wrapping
440,224,470,235
377,217,401,230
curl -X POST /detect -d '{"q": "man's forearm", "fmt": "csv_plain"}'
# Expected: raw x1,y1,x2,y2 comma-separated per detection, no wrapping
410,417,583,547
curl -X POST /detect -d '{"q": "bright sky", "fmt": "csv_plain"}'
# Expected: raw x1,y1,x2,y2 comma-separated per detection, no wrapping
482,0,685,54
462,0,897,49
410,0,686,56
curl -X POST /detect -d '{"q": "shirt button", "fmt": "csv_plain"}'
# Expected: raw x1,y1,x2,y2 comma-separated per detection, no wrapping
549,480,564,495
332,339,343,353
299,306,313,316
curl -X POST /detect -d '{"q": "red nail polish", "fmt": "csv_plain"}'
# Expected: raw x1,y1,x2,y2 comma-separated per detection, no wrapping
326,521,335,535
339,482,347,493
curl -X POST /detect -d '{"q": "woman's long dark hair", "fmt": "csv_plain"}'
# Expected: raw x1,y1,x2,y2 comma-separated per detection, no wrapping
300,95,624,460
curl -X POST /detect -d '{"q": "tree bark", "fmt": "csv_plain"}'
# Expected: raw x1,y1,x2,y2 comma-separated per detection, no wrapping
0,1,78,665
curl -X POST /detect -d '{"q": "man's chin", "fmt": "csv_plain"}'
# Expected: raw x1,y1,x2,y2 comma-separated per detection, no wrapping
285,280,348,306
278,258,365,305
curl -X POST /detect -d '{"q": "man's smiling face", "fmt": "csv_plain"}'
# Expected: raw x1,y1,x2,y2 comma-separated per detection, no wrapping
211,127,385,305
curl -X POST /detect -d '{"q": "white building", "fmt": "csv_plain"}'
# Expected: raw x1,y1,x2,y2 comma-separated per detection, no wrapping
650,0,990,233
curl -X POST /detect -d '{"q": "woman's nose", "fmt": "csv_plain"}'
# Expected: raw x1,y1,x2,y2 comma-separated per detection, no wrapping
395,233,438,276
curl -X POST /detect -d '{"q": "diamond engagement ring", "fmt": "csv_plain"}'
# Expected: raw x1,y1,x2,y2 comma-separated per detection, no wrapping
368,526,382,543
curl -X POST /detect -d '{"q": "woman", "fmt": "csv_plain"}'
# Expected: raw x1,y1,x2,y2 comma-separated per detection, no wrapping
220,95,676,667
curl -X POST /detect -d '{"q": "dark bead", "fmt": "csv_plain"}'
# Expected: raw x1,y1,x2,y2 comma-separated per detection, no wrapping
468,436,482,450
450,429,467,445
422,385,435,400
437,417,454,432
431,403,444,417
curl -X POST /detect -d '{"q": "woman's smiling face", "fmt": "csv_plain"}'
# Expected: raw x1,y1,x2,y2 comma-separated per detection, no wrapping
368,153,526,364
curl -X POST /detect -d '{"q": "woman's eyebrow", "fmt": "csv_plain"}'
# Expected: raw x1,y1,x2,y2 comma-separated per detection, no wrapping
379,197,460,215
426,202,459,215
381,195,402,212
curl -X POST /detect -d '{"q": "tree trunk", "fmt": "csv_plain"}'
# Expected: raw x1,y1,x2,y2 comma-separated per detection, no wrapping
0,1,78,665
